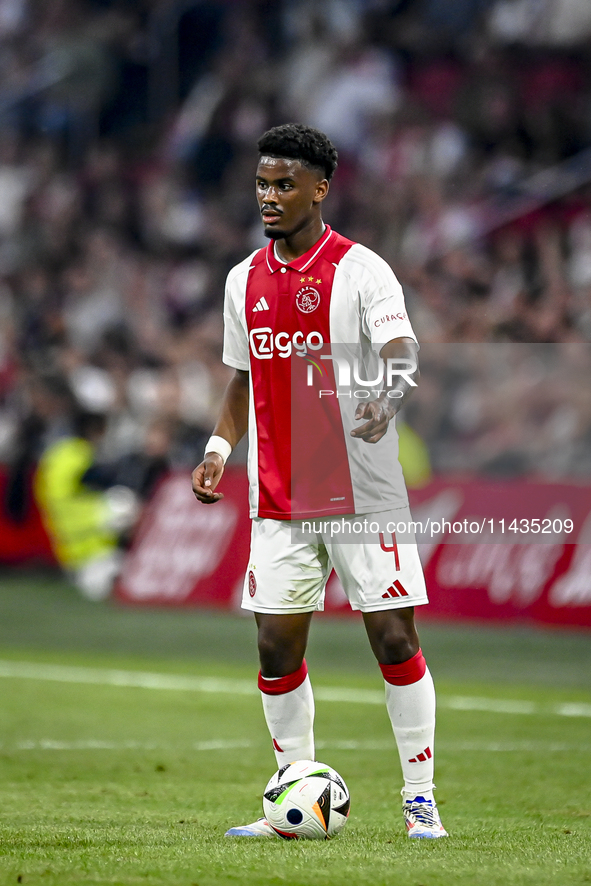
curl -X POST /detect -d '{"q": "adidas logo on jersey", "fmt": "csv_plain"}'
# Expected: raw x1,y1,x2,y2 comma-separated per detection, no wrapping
253,297,270,312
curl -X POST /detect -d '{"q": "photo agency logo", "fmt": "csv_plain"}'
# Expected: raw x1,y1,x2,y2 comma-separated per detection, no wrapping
303,353,417,400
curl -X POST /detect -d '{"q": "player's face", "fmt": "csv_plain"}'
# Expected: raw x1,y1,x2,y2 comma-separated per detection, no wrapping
256,156,328,240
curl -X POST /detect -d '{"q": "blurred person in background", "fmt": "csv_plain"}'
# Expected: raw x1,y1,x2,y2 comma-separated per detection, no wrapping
34,403,139,601
3,372,74,522
82,415,174,502
397,419,432,488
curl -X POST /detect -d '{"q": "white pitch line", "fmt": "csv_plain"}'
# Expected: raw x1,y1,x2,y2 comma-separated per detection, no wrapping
13,739,253,752
0,659,588,719
0,660,258,696
439,696,538,715
193,739,253,751
316,739,591,753
314,686,384,704
555,702,591,717
16,739,159,751
8,739,591,753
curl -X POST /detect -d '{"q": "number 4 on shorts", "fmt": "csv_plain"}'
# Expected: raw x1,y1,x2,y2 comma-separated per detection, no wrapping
379,532,400,570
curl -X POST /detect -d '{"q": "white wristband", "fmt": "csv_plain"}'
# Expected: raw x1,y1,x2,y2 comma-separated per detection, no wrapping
204,435,232,465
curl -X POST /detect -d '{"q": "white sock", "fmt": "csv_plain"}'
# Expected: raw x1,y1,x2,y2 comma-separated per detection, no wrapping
258,662,315,767
380,650,436,798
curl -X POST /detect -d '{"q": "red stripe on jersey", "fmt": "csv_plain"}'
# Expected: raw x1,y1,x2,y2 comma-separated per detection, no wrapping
379,649,427,686
246,228,356,519
258,660,308,695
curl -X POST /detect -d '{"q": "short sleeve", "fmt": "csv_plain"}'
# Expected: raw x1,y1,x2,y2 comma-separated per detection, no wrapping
222,269,249,371
356,246,417,348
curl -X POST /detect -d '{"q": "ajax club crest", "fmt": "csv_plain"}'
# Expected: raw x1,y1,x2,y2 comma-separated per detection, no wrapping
295,286,320,313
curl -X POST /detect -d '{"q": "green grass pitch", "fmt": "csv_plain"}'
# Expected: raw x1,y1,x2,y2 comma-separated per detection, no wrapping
0,571,589,886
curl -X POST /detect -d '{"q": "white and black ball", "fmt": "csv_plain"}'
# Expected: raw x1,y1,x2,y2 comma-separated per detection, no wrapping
262,760,350,839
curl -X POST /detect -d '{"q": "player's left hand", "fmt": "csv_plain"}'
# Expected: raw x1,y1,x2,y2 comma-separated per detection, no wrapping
350,399,396,444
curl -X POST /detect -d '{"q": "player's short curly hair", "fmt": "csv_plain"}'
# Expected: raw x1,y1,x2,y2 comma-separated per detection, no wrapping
257,124,338,180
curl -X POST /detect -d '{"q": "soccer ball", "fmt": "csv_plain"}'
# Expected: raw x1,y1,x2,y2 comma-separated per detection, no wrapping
262,759,350,839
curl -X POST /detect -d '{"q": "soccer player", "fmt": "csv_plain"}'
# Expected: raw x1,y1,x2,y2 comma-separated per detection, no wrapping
192,123,448,839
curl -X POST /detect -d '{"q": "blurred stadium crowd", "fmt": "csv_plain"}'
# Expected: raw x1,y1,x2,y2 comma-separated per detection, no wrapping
1,0,591,521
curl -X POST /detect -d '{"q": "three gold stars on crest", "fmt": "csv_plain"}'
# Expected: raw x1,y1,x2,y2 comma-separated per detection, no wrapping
300,276,322,284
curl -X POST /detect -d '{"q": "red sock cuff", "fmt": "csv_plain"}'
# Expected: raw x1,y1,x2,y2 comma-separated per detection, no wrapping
380,649,426,686
258,660,308,695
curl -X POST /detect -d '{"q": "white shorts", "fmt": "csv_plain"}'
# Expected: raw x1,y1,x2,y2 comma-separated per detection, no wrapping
241,507,428,614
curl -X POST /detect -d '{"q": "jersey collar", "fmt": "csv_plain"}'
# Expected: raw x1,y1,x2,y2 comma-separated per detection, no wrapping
264,225,334,274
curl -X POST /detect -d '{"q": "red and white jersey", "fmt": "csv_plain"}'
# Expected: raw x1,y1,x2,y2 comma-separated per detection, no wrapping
223,225,417,519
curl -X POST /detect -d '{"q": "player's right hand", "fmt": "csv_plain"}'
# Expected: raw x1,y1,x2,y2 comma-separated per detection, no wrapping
191,454,225,503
